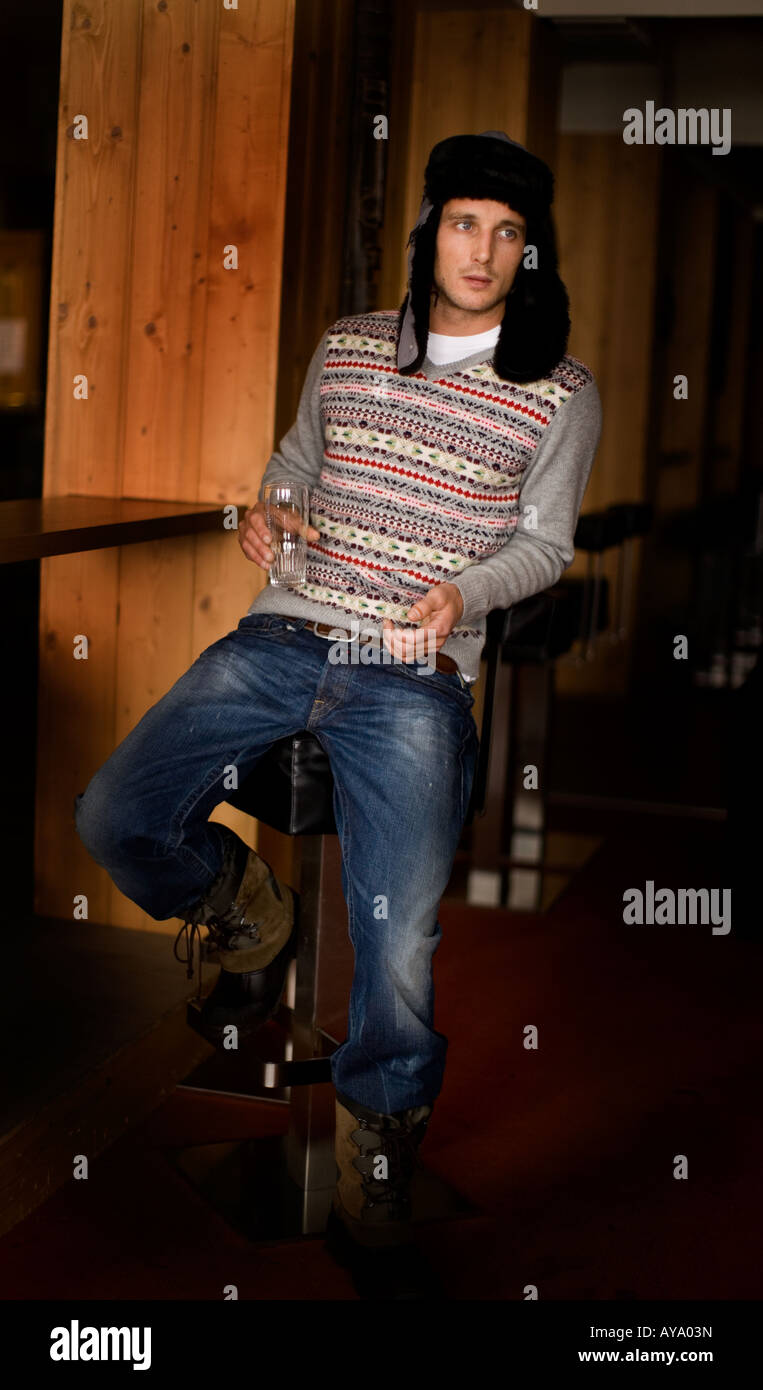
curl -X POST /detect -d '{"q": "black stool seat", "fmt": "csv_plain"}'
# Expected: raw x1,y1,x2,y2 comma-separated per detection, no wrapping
227,733,337,835
500,583,601,664
574,508,627,553
605,500,653,540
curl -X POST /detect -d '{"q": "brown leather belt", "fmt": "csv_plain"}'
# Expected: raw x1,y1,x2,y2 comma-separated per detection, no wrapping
303,620,459,674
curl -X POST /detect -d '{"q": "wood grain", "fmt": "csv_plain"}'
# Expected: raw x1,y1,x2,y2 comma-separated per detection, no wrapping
554,134,662,696
38,0,296,928
380,3,535,310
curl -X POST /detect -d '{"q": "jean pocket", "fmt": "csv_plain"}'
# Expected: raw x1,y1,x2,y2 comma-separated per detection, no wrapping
439,667,475,706
392,658,474,708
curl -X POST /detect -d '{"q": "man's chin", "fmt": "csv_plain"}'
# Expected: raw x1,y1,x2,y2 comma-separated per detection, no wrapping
448,287,506,314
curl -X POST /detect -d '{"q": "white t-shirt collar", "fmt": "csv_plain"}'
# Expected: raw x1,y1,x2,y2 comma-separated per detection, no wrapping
426,323,501,365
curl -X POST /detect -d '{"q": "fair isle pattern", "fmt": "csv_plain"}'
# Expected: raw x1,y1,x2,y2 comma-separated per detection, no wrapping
299,310,595,644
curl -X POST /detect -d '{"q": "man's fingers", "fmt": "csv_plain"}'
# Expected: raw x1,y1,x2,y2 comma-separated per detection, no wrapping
238,521,274,566
242,512,273,554
241,542,273,568
384,608,453,660
245,538,273,564
247,501,319,541
265,503,316,540
239,502,318,567
382,621,440,663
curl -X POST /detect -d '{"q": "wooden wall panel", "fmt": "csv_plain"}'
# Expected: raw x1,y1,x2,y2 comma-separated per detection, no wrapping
652,168,718,516
122,0,220,503
525,17,562,176
554,135,660,516
380,3,537,310
273,0,355,444
376,0,414,316
37,0,142,929
196,2,296,505
42,0,142,500
539,134,662,697
34,550,120,928
37,0,296,930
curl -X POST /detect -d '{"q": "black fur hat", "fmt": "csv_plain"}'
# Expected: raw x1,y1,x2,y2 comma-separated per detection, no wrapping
396,130,571,383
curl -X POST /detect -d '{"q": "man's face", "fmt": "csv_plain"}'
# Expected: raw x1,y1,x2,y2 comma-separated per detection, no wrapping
432,197,526,320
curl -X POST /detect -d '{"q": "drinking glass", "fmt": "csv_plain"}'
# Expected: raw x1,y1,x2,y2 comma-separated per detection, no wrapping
263,482,310,587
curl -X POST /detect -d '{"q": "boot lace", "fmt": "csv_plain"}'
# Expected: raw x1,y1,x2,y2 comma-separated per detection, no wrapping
172,898,263,982
173,919,204,981
354,1116,429,1217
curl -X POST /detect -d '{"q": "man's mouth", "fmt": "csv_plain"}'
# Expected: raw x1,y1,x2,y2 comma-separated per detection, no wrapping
463,275,492,286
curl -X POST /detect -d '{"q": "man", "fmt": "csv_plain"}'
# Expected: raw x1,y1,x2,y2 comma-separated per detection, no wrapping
74,131,602,1299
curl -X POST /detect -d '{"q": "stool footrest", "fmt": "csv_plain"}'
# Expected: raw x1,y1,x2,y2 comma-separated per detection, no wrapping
185,997,337,1089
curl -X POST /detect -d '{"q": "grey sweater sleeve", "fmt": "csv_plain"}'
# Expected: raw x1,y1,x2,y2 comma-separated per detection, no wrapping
450,378,603,625
256,330,329,503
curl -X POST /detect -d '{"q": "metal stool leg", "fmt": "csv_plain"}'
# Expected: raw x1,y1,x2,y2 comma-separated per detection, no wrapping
285,834,349,1232
506,663,552,910
466,659,516,906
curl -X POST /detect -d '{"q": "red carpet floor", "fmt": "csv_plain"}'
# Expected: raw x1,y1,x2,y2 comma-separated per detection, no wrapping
2,811,760,1300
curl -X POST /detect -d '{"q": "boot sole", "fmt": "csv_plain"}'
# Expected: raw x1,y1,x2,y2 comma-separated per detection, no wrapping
324,1207,441,1301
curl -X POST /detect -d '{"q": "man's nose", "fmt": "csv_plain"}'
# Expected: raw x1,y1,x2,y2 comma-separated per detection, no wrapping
471,234,493,263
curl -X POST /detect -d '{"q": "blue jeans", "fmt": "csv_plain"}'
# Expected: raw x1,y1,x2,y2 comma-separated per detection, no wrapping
74,613,479,1113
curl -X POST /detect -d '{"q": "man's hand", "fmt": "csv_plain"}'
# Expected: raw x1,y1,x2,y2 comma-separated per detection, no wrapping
238,501,320,571
382,582,465,663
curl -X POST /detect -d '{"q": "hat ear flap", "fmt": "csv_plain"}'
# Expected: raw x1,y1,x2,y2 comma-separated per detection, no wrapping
397,204,442,376
494,269,570,382
493,210,570,382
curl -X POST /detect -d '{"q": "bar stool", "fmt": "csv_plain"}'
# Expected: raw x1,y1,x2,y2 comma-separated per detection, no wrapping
465,585,582,911
603,502,653,644
570,508,624,661
567,502,653,661
173,614,504,1238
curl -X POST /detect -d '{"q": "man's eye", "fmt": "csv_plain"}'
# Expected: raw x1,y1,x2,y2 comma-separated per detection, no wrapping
456,222,517,239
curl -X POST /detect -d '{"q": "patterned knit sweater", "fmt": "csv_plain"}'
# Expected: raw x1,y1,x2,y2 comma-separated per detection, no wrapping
249,310,602,683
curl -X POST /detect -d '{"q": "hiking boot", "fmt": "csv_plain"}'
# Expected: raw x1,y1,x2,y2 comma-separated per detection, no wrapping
325,1091,444,1299
173,826,298,1044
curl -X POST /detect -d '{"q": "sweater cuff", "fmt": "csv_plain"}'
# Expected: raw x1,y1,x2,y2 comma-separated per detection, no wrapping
451,566,494,626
